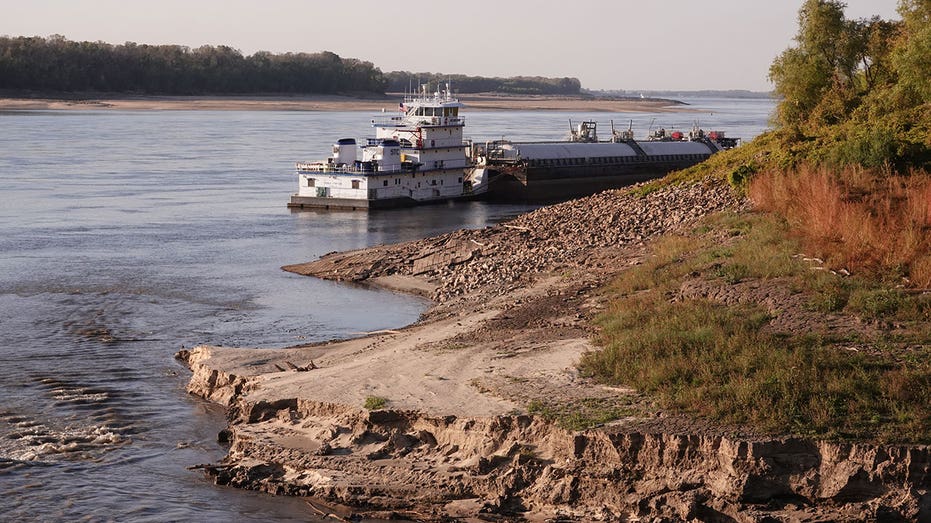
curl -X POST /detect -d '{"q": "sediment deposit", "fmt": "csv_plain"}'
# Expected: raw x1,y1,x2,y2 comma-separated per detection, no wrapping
180,178,930,521
0,93,689,113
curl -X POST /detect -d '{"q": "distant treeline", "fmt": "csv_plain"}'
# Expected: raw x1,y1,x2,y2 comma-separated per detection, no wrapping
0,35,583,97
587,89,773,99
0,35,386,94
385,71,581,95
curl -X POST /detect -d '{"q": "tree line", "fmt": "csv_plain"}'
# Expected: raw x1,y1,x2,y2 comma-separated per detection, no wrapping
0,35,582,96
767,0,931,170
0,35,386,94
384,71,581,95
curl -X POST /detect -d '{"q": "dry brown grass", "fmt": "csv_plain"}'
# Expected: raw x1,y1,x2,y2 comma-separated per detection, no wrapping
749,165,931,287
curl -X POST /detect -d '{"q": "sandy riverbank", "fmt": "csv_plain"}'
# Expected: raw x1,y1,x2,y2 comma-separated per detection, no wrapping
0,92,691,112
178,179,931,521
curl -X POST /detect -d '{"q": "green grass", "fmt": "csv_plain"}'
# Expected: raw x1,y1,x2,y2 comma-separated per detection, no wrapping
527,397,635,431
847,288,906,320
363,396,388,410
608,212,805,298
582,211,931,443
630,131,799,195
803,271,851,313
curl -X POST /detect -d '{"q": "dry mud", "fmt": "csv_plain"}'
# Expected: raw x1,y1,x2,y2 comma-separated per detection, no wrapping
179,179,930,521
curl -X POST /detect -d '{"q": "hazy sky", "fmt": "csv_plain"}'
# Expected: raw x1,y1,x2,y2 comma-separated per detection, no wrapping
4,0,902,91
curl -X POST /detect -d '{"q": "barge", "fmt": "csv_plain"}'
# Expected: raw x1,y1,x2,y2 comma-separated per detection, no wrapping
288,85,483,210
470,121,739,202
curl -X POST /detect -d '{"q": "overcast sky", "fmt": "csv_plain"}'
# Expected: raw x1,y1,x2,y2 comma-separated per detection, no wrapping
3,0,902,91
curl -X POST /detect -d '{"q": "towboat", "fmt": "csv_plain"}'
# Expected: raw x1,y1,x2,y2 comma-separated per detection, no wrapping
288,85,484,210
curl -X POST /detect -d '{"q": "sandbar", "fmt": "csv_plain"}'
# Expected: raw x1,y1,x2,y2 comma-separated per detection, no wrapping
0,92,692,112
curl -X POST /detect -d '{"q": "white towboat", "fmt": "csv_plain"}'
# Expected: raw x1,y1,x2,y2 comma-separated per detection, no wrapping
288,85,484,210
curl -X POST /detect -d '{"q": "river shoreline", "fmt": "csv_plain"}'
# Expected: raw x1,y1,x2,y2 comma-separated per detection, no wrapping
0,92,691,112
178,179,931,521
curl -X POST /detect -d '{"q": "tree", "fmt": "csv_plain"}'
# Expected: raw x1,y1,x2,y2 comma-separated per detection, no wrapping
768,0,908,128
769,0,845,126
893,0,931,103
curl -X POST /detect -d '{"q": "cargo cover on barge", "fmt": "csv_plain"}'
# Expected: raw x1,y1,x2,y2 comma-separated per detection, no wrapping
471,121,739,202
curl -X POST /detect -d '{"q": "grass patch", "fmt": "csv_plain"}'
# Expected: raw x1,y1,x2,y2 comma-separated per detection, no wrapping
584,297,931,441
363,396,388,410
583,210,931,443
713,263,750,284
610,212,806,298
527,397,634,431
803,271,851,312
607,235,703,295
847,288,906,320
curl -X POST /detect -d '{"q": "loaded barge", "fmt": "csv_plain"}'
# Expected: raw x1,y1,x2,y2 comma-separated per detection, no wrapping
288,90,738,209
472,121,739,202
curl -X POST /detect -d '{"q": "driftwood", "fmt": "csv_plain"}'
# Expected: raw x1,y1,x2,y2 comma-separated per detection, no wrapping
187,463,233,471
284,360,318,372
305,500,351,522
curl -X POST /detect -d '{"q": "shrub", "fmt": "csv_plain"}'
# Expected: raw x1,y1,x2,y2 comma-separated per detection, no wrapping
363,396,388,410
727,163,757,192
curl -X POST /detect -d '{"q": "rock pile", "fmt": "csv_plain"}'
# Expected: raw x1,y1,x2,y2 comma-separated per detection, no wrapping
290,178,745,302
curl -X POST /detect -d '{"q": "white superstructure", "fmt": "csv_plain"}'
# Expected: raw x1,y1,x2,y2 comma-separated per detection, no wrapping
289,85,482,210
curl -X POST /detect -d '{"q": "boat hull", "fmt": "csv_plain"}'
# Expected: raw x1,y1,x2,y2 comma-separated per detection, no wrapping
287,192,483,210
288,194,418,210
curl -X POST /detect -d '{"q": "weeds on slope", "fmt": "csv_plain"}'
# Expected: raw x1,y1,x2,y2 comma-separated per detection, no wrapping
749,165,931,287
581,212,931,443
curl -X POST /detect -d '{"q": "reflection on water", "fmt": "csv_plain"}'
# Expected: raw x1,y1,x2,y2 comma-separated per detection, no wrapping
0,98,773,521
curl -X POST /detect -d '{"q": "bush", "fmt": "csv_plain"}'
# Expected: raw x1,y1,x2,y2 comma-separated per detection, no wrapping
727,163,757,192
363,396,388,410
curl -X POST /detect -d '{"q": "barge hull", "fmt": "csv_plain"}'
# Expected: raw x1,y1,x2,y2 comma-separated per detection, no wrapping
485,162,695,202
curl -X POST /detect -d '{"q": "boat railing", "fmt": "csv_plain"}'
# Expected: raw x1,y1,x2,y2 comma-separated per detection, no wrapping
402,92,459,105
372,116,464,127
296,161,410,176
